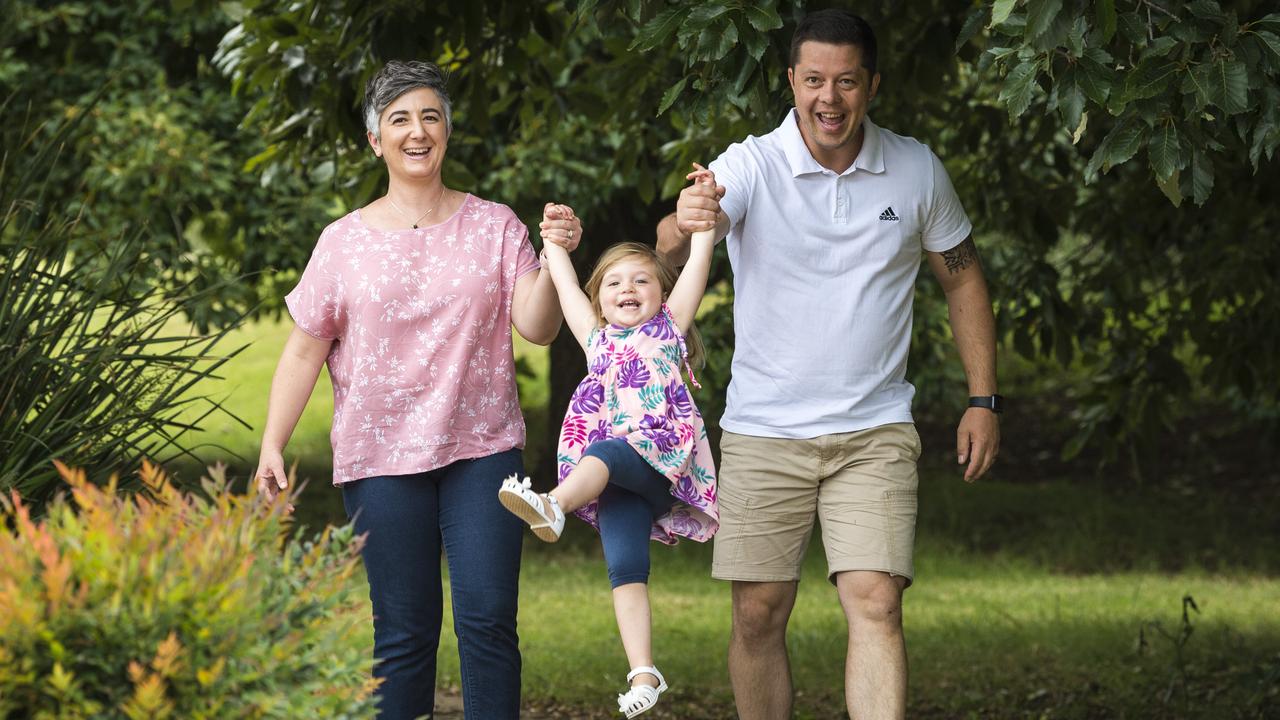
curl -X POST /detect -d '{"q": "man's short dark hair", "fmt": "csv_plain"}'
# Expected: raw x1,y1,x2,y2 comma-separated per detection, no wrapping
789,9,878,76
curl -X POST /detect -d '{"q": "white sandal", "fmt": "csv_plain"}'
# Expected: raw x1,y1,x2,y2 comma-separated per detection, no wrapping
617,666,667,718
497,474,564,542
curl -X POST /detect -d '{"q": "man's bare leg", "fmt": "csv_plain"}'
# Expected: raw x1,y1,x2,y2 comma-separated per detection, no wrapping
728,580,798,720
836,570,908,720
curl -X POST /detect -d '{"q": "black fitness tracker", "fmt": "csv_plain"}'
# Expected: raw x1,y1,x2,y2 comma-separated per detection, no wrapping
968,394,1004,413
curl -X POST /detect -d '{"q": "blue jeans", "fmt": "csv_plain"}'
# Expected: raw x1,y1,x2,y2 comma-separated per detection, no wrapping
342,450,524,720
584,439,675,588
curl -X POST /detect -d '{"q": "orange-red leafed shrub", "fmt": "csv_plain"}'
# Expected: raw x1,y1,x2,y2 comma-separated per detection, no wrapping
0,461,378,719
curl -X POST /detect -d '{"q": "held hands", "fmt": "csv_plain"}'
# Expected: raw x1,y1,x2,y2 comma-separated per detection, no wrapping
956,408,1000,482
540,203,582,252
676,163,725,236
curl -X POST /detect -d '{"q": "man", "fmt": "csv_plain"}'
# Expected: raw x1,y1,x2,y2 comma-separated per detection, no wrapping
656,9,1000,720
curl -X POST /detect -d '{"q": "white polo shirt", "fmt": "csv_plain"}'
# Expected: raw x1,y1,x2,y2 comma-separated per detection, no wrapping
708,110,971,439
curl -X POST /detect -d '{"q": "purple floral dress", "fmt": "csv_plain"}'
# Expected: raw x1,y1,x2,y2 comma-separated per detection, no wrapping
557,305,718,544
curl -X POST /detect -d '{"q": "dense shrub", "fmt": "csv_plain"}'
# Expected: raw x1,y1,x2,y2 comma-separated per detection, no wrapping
0,102,246,511
0,461,378,719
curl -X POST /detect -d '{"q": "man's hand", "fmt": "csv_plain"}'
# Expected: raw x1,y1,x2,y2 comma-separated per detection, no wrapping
956,408,1000,482
675,163,725,235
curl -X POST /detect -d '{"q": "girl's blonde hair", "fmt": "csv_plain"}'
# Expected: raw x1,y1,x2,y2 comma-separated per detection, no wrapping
583,242,705,370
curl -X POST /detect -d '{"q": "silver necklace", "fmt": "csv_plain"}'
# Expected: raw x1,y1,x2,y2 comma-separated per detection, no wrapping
387,186,446,229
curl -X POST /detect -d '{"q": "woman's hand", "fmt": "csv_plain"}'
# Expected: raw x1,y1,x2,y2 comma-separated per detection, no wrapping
540,203,582,252
254,446,293,511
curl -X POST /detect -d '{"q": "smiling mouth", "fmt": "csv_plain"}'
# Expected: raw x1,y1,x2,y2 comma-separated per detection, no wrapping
617,300,640,310
403,147,432,159
816,112,846,130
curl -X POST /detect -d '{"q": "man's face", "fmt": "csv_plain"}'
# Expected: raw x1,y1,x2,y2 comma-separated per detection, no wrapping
788,41,880,165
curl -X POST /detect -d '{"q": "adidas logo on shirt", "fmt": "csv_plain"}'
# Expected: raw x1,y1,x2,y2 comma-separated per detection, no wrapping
879,206,900,221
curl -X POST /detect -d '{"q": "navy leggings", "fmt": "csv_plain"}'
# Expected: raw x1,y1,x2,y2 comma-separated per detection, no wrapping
583,439,674,588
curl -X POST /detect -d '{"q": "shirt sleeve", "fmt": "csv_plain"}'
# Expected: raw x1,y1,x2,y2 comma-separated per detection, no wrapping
707,140,757,231
920,150,973,253
284,228,344,340
513,220,540,281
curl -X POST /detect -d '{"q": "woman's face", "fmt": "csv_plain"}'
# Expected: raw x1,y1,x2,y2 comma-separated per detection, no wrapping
367,87,449,182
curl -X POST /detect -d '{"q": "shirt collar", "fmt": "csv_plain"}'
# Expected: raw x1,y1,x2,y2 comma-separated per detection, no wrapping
779,109,886,177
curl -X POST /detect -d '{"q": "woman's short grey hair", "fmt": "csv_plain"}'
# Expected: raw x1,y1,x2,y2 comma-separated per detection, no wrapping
363,60,453,140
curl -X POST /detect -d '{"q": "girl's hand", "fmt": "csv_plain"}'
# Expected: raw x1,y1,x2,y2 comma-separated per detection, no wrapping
540,203,582,252
254,447,293,511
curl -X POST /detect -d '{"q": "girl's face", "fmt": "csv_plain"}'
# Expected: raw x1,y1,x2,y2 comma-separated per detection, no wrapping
598,257,663,328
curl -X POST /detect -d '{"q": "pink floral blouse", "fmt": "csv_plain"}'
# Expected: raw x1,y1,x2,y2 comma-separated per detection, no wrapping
285,194,540,485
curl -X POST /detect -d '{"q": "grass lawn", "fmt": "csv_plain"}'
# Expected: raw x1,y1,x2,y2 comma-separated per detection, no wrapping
171,317,1279,718
427,475,1277,719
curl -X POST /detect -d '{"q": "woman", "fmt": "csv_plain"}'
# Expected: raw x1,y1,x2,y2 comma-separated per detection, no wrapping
254,60,580,719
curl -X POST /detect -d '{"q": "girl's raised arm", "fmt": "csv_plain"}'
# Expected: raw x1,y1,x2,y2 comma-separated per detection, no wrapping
540,204,597,351
665,167,717,333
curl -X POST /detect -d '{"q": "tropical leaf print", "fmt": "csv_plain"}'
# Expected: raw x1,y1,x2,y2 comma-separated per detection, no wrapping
663,343,683,366
664,380,692,419
589,349,611,376
652,357,673,377
639,383,664,411
570,378,605,413
562,415,587,448
657,448,684,468
641,310,675,339
640,414,679,452
618,359,651,389
587,419,611,444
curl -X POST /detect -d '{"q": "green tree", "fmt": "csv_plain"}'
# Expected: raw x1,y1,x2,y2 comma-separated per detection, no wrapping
217,0,1279,479
1,0,335,330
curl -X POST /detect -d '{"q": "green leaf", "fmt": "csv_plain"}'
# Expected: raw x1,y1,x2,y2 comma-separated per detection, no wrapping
1155,167,1182,206
1251,117,1279,169
1186,66,1218,118
1187,0,1225,23
1148,123,1182,180
687,3,731,25
1123,59,1178,102
1209,59,1249,114
1078,56,1114,105
1096,0,1117,42
1117,12,1145,44
1059,76,1086,130
1254,31,1280,67
1105,121,1145,166
955,5,990,53
1067,15,1087,56
999,59,1040,119
1190,148,1214,205
657,76,688,116
629,6,683,52
1085,119,1144,180
695,19,739,61
1025,0,1062,40
743,5,783,32
990,0,1018,28
741,24,768,60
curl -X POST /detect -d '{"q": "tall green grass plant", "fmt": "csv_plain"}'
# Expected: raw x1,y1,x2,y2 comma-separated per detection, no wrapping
0,109,243,509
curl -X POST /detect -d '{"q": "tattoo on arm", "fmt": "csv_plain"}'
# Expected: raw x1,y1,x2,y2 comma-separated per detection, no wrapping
941,238,980,275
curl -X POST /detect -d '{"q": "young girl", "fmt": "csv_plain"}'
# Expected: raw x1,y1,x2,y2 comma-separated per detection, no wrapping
499,177,719,719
